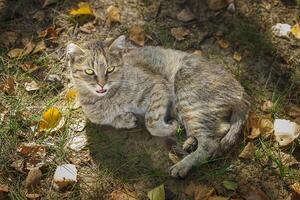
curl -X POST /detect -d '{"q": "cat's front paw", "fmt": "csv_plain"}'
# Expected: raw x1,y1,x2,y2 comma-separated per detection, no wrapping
114,113,137,129
169,160,192,178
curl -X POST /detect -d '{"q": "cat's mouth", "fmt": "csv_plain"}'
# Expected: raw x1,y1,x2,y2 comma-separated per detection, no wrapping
96,88,107,94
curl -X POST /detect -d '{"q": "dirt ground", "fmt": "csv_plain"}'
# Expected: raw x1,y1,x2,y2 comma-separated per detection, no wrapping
0,0,299,199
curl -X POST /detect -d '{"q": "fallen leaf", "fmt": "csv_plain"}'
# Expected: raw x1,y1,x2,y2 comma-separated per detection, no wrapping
171,27,191,41
285,104,300,118
129,25,146,46
25,168,42,191
217,38,230,49
290,182,300,196
0,31,18,48
208,0,228,10
53,164,77,190
25,81,40,91
147,184,165,200
20,62,38,73
193,50,203,56
176,8,195,22
279,152,299,167
69,2,94,16
241,185,271,200
0,184,9,199
274,119,300,146
233,51,242,62
259,118,273,135
144,1,160,20
0,76,15,94
43,0,59,8
66,88,78,103
7,41,35,58
271,23,291,38
7,48,25,58
67,134,87,151
32,41,46,54
32,10,45,22
239,142,255,160
184,182,216,200
79,22,96,34
291,23,300,39
110,190,138,200
70,118,86,132
106,5,121,25
223,180,238,191
0,184,9,193
39,107,63,131
17,143,46,157
261,100,273,112
25,193,40,199
248,127,260,139
38,26,58,39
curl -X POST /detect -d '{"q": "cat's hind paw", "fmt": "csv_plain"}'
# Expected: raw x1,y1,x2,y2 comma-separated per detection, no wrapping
182,136,198,153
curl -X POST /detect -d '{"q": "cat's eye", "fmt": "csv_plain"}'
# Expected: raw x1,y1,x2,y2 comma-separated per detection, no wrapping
106,66,115,74
85,69,94,75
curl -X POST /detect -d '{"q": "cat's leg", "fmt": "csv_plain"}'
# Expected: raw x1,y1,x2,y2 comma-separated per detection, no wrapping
145,83,178,137
110,112,137,129
170,131,219,178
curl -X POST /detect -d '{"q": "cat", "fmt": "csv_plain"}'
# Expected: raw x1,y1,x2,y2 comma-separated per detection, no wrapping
66,35,250,178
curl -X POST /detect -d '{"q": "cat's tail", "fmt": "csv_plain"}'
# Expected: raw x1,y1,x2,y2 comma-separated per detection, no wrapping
219,97,250,152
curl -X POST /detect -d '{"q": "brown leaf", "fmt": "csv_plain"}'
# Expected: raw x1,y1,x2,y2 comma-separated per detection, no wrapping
25,168,42,191
129,25,146,46
261,100,273,112
248,127,260,139
290,182,300,196
110,190,138,200
0,31,18,48
18,143,46,157
233,51,242,62
26,193,41,199
176,8,195,22
279,152,299,167
241,185,271,200
20,62,38,73
0,184,9,199
0,76,15,94
38,26,58,39
7,48,24,58
32,41,46,54
239,142,255,160
259,118,273,135
171,27,191,41
208,0,228,11
285,104,300,118
217,38,230,49
106,5,121,26
184,182,216,200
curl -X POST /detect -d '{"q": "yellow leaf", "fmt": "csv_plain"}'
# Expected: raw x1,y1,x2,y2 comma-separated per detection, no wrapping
291,23,300,39
147,184,165,200
217,38,230,49
129,25,146,46
66,88,78,103
69,2,94,16
233,51,242,62
39,107,62,131
290,182,300,195
106,5,121,25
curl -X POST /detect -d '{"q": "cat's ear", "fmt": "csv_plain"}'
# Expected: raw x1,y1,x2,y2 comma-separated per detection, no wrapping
66,43,84,64
109,35,126,53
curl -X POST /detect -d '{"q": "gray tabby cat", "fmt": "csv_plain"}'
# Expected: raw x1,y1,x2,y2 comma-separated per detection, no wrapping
66,35,250,178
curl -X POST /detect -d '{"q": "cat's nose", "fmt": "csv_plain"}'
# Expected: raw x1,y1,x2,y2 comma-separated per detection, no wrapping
98,79,106,88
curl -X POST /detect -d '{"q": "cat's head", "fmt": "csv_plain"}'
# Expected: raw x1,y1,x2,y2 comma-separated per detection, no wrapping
66,35,126,97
